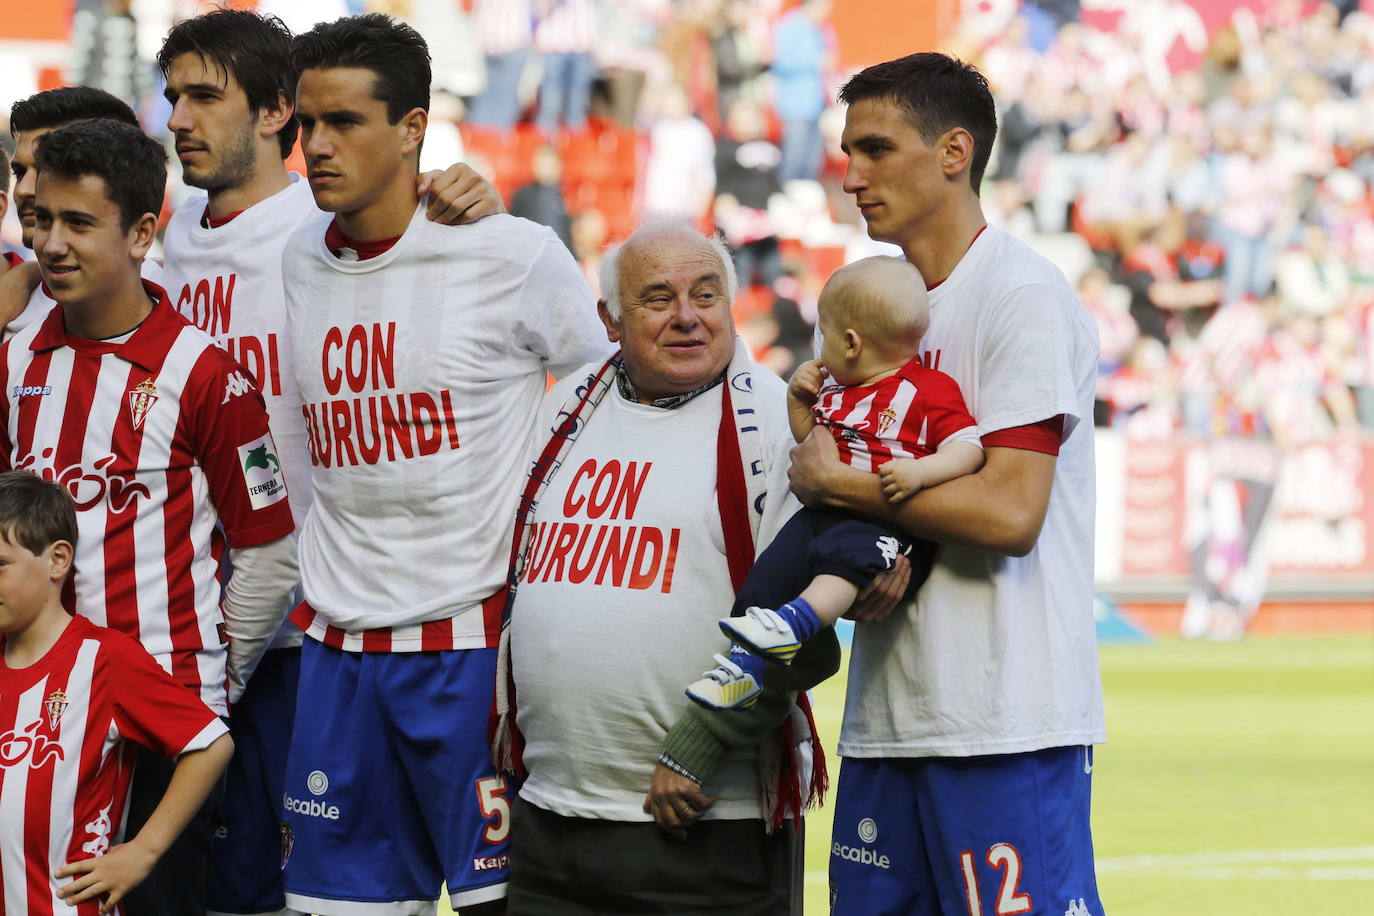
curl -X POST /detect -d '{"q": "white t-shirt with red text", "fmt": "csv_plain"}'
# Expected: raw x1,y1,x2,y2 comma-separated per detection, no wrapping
0,614,225,916
0,288,297,714
513,366,797,821
283,208,610,647
813,357,979,472
838,225,1106,758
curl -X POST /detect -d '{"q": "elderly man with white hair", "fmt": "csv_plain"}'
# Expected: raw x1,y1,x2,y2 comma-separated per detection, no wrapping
494,219,860,914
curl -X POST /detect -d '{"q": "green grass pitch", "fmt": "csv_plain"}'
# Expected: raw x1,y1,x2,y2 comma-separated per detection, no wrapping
442,633,1373,914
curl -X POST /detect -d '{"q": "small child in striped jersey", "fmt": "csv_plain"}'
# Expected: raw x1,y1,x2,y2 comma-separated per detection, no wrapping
0,471,232,916
686,257,984,710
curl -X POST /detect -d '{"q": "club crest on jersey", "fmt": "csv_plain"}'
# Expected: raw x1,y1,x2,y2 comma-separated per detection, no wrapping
45,688,68,730
875,407,898,438
237,433,287,510
128,379,158,431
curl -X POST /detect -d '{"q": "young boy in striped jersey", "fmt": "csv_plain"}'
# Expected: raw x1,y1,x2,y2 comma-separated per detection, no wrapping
0,471,232,915
686,256,984,709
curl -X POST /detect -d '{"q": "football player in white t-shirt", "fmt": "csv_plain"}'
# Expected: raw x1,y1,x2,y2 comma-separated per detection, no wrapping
152,10,508,916
787,53,1107,916
278,15,608,916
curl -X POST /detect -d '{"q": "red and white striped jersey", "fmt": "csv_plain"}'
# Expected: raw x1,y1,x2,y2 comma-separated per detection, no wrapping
0,614,225,916
812,359,979,473
0,284,297,713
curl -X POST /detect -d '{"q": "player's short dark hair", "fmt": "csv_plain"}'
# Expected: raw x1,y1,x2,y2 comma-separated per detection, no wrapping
0,144,10,193
157,8,299,158
0,471,77,555
839,52,998,193
10,86,138,138
35,119,167,231
291,13,430,124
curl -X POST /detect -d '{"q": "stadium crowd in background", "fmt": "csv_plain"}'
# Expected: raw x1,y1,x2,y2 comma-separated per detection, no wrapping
4,0,1369,448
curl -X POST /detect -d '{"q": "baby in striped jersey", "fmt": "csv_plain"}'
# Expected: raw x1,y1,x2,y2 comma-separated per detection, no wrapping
0,472,232,915
687,257,985,709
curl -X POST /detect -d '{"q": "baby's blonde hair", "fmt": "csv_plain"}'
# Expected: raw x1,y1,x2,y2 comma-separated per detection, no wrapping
820,256,929,357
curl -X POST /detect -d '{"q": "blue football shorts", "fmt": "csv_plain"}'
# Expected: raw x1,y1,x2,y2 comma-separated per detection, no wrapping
282,640,511,914
829,746,1105,916
209,645,300,916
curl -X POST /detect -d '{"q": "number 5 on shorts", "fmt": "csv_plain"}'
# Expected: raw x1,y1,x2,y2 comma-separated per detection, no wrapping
960,843,1031,915
475,775,510,844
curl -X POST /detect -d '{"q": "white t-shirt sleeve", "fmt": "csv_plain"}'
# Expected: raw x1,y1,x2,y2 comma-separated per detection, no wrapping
975,282,1088,439
512,230,612,379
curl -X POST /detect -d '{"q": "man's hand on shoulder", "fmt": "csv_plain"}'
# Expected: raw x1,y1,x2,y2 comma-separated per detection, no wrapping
418,163,506,225
0,260,41,329
643,762,717,840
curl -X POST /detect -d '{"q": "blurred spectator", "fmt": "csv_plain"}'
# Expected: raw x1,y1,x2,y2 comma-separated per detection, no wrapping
1217,124,1289,303
511,145,573,250
595,0,668,128
1078,267,1138,425
570,208,609,294
71,0,151,110
713,0,768,122
468,0,533,129
1275,223,1351,319
714,99,782,288
771,0,834,183
1120,212,1223,345
642,83,715,220
534,0,597,135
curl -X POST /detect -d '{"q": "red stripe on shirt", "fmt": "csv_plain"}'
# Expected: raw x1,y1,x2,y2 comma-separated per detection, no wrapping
21,670,58,915
420,619,452,652
482,588,506,648
981,415,1065,455
105,363,153,658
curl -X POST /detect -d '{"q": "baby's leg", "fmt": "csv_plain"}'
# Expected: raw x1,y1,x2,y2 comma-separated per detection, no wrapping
798,574,861,628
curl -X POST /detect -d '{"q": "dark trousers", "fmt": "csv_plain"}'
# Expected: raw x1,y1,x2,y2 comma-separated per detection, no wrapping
732,507,933,618
122,738,225,915
508,796,795,914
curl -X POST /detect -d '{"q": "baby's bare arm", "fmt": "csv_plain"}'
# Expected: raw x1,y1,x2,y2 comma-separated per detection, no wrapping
787,360,826,442
879,440,985,503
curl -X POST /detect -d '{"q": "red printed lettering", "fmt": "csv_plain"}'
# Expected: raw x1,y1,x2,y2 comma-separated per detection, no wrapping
177,273,234,337
596,526,633,586
628,527,663,590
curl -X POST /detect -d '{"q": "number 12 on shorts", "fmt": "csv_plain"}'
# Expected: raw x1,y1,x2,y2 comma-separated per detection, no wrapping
960,843,1031,915
475,775,510,844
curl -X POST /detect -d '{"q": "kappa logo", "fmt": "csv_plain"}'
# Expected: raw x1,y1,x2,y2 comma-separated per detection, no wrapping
82,805,112,857
222,370,253,404
45,689,68,730
473,854,509,871
875,536,902,568
1064,899,1092,916
11,385,52,399
128,379,158,430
